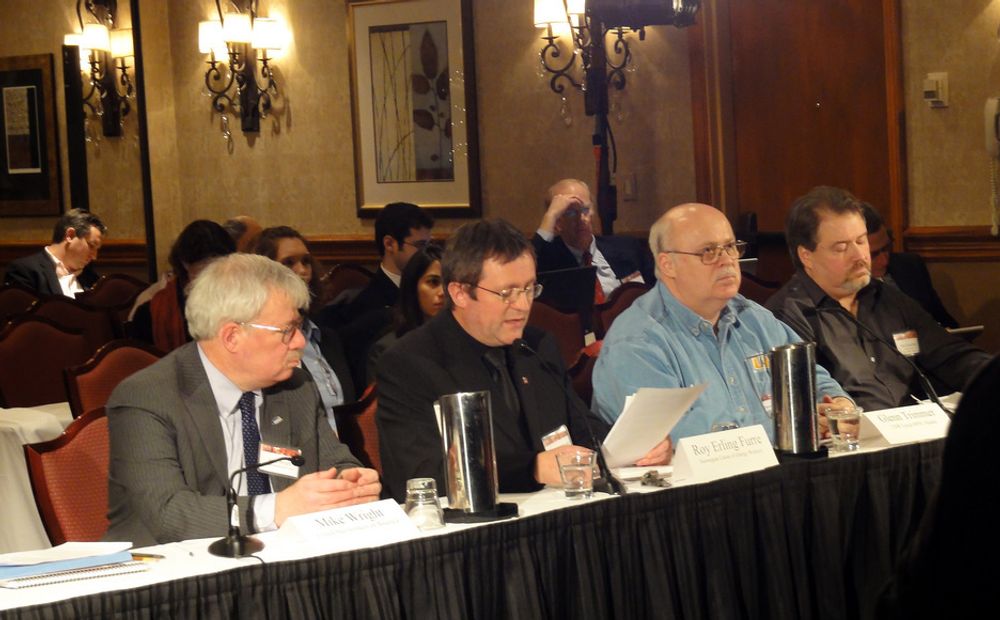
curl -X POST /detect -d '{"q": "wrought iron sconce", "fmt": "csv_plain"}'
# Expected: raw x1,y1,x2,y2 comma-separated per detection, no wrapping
63,0,134,138
198,1,289,139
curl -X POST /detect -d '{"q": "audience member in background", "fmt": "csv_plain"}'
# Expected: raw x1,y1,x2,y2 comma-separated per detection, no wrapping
376,219,669,502
323,202,434,390
132,220,235,352
861,202,958,328
766,186,989,411
593,203,852,442
105,254,379,546
4,209,106,298
533,179,653,303
366,244,444,384
222,215,263,253
255,226,355,428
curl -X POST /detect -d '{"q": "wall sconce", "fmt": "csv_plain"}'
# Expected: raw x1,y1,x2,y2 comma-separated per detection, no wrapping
63,1,134,138
198,1,289,137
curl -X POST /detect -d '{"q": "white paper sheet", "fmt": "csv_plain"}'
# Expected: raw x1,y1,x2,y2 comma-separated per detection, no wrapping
601,384,706,468
0,542,132,567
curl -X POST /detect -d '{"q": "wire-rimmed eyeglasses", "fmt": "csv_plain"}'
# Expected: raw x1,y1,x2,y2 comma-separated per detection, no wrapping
239,320,304,344
473,283,544,304
664,241,748,265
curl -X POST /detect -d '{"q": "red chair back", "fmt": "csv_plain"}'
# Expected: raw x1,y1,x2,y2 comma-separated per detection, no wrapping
64,339,164,418
738,271,781,305
333,384,381,474
24,408,110,545
319,264,375,307
0,282,41,324
28,296,119,352
568,340,603,405
0,316,93,407
593,282,650,339
527,301,585,368
76,274,148,325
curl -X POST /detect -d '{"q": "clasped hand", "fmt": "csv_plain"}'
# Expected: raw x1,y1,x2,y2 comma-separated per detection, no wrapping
275,467,381,526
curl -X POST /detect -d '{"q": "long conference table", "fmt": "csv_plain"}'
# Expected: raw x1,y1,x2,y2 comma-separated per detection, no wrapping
1,439,942,619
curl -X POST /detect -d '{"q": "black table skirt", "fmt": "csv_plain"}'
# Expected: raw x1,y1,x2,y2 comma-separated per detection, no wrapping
13,441,942,620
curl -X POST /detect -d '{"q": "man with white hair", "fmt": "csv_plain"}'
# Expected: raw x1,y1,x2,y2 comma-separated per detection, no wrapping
592,203,851,443
105,253,380,546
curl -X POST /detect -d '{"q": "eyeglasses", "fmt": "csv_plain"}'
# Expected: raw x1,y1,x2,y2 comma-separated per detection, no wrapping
404,239,431,250
562,206,592,219
239,320,304,344
664,241,748,265
473,283,544,304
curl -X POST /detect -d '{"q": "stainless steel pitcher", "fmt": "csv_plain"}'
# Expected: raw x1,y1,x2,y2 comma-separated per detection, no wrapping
438,391,499,513
770,342,821,454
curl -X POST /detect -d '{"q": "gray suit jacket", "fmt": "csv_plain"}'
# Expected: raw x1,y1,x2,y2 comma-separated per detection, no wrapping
105,342,362,546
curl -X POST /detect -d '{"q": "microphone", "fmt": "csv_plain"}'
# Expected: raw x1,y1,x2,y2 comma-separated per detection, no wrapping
208,454,306,558
515,340,628,496
805,305,949,414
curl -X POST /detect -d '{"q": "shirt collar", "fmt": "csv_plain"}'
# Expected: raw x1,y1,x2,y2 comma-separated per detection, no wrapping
381,264,402,287
197,344,259,418
301,317,321,346
793,270,881,309
566,236,597,263
43,246,74,276
655,282,746,336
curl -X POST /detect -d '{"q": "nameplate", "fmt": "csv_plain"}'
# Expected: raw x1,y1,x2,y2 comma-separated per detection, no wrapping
277,499,419,550
672,425,778,484
859,403,950,447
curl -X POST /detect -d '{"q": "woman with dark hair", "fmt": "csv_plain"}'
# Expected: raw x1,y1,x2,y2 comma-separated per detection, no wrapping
131,220,235,351
366,245,444,383
255,226,356,430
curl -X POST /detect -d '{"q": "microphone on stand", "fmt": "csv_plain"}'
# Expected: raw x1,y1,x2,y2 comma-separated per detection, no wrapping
515,340,628,496
805,305,950,414
208,454,306,558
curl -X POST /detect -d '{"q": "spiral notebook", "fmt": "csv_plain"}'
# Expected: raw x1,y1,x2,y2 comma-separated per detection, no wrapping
0,560,149,589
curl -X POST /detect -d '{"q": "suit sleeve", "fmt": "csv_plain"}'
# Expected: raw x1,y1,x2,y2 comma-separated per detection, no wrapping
375,345,449,502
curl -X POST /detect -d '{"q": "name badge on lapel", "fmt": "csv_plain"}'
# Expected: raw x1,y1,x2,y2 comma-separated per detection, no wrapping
258,443,302,479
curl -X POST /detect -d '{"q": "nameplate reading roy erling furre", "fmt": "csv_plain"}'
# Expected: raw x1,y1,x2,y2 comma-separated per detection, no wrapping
671,425,779,485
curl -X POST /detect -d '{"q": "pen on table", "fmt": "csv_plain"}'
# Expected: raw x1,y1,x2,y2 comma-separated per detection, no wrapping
131,552,165,562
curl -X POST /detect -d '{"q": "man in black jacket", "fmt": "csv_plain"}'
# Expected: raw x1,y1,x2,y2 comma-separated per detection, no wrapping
4,208,105,297
532,179,653,303
376,219,668,502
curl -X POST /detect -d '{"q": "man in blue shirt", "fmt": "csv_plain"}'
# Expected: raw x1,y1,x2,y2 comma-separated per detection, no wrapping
592,203,852,444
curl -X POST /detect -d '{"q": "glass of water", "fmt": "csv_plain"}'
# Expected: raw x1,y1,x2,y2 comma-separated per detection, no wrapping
403,478,445,529
556,450,595,499
826,406,863,452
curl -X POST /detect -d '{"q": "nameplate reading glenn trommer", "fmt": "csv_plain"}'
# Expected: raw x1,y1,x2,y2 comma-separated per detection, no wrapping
859,403,950,448
671,425,779,485
277,499,419,550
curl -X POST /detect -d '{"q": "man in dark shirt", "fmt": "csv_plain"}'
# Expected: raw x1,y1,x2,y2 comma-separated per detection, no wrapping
767,186,989,411
861,202,958,327
376,219,669,502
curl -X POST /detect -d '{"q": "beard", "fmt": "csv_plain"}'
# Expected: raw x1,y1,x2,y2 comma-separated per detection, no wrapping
840,262,871,293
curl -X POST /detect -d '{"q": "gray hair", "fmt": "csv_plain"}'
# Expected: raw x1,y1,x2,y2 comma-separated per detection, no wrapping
185,253,310,341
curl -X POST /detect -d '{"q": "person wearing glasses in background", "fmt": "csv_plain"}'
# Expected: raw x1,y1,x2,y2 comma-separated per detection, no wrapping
533,178,654,302
375,219,670,502
592,203,852,445
105,254,379,546
4,208,106,298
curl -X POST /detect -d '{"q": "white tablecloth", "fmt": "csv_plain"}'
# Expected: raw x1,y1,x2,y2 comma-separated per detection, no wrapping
0,403,74,554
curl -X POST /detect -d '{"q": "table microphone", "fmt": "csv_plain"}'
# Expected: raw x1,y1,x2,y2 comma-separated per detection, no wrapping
805,305,950,414
208,454,306,558
515,340,628,496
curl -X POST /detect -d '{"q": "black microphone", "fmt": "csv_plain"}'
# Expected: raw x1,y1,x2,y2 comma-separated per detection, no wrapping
806,305,950,414
515,340,628,496
208,454,307,558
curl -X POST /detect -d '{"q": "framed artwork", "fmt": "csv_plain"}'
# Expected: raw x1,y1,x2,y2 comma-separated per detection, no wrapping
348,0,481,218
0,54,61,217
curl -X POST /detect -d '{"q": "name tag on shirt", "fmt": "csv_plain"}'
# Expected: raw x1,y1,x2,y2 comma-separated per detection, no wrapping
542,424,572,450
258,443,302,479
892,330,920,357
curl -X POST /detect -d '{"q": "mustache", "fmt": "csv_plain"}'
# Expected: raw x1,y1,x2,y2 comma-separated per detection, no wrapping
715,268,739,280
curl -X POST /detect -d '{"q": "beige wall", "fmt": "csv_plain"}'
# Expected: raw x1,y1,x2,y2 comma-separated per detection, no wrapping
0,0,145,242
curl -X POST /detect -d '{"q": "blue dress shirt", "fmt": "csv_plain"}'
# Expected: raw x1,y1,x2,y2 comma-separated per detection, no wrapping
592,282,848,442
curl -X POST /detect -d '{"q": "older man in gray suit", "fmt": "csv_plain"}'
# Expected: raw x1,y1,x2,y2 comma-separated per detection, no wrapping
106,254,380,546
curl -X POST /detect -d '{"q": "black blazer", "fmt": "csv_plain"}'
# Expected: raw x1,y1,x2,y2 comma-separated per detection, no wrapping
3,250,100,297
375,311,608,502
887,252,958,328
532,233,655,287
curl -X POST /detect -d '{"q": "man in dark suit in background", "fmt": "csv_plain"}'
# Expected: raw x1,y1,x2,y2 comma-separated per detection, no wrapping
861,202,958,327
105,254,380,546
532,179,653,303
376,219,669,502
3,208,105,297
